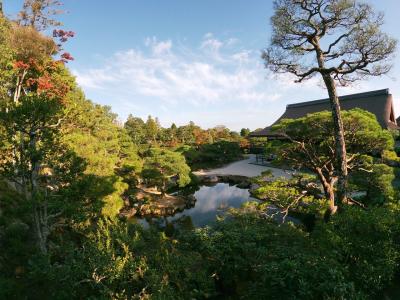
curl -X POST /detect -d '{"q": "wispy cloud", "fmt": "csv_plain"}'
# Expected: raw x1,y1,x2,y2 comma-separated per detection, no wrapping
74,34,278,107
74,33,378,130
145,36,173,55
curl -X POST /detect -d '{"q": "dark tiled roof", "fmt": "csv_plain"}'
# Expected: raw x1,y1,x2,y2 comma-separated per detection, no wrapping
251,89,398,137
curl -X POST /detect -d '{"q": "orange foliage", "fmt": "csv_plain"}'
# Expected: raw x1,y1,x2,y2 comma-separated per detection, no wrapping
194,128,210,145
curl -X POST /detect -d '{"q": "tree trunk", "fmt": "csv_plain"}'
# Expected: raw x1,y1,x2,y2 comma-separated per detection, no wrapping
11,71,28,192
161,179,166,197
315,168,337,216
14,70,27,105
29,132,49,254
321,74,348,206
33,203,48,255
314,44,348,207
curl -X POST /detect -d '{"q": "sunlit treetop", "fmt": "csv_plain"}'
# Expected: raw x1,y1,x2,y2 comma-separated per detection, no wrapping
263,0,397,86
17,0,64,31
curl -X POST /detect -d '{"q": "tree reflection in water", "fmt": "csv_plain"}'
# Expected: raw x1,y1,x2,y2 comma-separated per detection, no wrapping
138,183,255,230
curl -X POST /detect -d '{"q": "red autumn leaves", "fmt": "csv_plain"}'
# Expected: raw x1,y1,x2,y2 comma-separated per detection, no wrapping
60,52,73,62
11,28,76,101
53,29,75,42
53,29,75,62
14,61,30,70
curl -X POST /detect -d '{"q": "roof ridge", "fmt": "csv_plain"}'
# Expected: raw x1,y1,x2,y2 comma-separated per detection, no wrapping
287,89,389,109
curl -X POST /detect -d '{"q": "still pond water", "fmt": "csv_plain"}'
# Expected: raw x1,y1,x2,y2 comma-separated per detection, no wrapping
137,183,256,228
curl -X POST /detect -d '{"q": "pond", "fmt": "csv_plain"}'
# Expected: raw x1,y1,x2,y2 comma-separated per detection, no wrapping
136,183,256,228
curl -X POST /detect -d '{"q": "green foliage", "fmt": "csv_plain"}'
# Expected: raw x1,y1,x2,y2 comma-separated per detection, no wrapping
240,127,250,137
274,109,394,206
313,207,400,297
183,141,243,170
0,16,15,104
251,175,328,217
194,215,357,299
124,114,146,144
62,92,121,177
142,148,191,193
4,198,400,299
351,161,395,205
382,149,400,167
22,218,215,299
145,115,159,143
117,130,143,186
101,177,128,217
124,116,245,148
264,139,282,154
62,90,142,217
274,109,393,170
0,93,63,182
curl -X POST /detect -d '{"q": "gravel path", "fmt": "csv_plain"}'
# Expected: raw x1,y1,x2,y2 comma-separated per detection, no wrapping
193,154,291,178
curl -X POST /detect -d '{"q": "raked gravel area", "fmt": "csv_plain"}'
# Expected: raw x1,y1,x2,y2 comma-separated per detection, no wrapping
193,154,291,178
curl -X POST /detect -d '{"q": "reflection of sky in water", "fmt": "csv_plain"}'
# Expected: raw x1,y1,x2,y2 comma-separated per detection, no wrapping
136,183,300,229
167,183,254,227
137,183,254,228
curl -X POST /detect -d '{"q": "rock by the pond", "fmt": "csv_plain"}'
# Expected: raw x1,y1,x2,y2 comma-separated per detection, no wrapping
137,200,186,217
203,175,219,183
123,187,194,218
198,174,250,188
119,207,137,218
236,181,251,189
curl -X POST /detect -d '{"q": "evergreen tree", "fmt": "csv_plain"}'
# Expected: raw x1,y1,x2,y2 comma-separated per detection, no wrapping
142,148,191,195
273,109,393,213
124,114,145,144
264,0,397,211
240,128,250,137
145,115,159,144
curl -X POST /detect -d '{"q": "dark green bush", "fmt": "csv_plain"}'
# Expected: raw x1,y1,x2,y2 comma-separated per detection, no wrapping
183,141,242,170
26,219,215,299
313,207,400,297
191,214,357,299
4,206,400,299
350,161,395,205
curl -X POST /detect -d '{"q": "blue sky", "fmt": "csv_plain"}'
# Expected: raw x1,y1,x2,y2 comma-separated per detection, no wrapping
3,0,400,130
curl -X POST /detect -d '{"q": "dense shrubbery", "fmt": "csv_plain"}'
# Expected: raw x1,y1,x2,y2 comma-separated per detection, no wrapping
314,207,400,297
194,214,357,299
3,205,400,299
350,161,396,206
182,141,243,170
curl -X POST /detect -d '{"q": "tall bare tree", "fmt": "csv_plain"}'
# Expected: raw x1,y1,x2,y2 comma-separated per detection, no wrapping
17,0,64,31
263,0,396,213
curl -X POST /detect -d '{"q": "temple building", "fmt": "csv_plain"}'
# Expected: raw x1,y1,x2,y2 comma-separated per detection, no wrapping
250,89,399,139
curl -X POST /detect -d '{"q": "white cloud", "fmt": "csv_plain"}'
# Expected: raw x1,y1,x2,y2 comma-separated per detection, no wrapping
231,50,251,63
74,34,277,108
201,36,223,52
145,36,173,55
76,33,373,130
73,68,117,89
